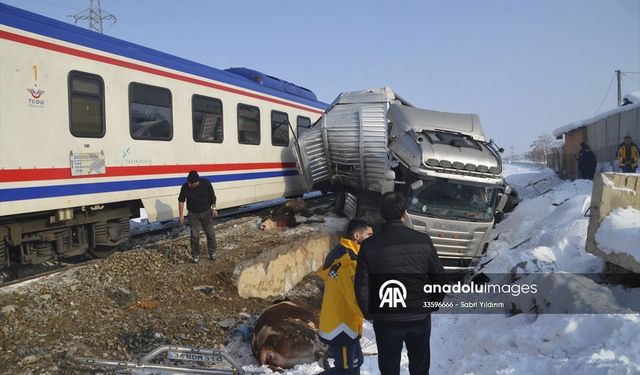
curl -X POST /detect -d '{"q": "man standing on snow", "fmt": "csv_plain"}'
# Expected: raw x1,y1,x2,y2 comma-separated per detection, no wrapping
178,170,218,263
577,142,597,180
617,136,639,173
355,192,445,375
318,218,373,374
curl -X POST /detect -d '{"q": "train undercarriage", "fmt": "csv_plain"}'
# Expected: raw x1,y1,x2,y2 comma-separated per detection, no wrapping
0,202,139,269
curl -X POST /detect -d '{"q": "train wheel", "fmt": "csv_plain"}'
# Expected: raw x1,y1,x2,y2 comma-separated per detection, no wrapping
87,245,119,259
86,217,130,259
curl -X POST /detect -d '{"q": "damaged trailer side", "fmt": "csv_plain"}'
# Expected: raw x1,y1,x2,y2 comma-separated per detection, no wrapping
294,87,509,271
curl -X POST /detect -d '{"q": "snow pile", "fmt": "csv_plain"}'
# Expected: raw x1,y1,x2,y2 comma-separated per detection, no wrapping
501,273,636,314
595,206,640,262
485,178,600,273
431,313,640,374
503,164,563,199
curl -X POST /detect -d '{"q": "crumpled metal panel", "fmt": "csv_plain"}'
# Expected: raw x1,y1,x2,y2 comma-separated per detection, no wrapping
360,104,393,192
294,126,329,191
324,102,393,193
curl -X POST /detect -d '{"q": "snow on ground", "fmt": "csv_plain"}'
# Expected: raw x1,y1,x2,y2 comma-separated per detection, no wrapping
596,206,640,262
485,177,599,274
234,163,640,375
502,162,563,199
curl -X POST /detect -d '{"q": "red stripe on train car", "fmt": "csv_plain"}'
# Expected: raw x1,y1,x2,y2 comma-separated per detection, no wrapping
0,162,298,183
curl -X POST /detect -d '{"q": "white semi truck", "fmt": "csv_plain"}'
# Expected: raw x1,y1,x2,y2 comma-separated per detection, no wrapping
294,88,509,271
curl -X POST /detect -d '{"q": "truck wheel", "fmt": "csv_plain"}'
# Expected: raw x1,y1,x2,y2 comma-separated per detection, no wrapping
355,191,384,230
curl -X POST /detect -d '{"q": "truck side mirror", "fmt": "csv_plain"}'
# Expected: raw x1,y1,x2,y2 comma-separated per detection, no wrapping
410,180,424,190
496,184,512,213
496,193,508,213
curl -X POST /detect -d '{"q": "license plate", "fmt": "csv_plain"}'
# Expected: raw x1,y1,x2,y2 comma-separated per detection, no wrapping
167,351,218,363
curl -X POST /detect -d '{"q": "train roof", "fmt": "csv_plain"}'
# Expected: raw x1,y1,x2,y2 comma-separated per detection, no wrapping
0,3,327,110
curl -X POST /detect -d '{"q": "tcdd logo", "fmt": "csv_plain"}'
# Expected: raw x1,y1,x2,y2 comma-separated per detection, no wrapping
26,87,45,107
378,279,407,308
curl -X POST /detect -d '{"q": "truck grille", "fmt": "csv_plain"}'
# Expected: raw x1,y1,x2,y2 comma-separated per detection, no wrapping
427,227,486,257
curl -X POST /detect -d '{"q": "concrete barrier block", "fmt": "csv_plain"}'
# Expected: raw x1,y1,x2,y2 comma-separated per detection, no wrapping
233,232,339,299
586,173,640,273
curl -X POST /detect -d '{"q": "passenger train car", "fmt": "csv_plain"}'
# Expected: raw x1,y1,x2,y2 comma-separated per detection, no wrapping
0,4,328,268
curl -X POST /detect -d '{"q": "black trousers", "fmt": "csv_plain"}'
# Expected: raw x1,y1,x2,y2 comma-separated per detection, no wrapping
373,317,431,375
188,210,217,257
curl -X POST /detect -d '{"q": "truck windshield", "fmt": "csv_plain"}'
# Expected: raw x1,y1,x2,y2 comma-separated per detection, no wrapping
407,180,498,222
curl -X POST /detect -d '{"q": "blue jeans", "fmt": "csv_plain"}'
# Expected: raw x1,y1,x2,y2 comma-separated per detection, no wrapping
319,340,363,375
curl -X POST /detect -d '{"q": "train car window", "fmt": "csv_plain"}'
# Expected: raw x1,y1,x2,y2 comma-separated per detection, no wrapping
296,116,311,137
237,104,260,145
129,83,173,141
68,71,105,138
192,95,223,143
271,111,289,147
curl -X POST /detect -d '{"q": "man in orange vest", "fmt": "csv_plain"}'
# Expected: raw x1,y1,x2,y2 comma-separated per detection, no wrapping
617,136,639,173
318,218,373,374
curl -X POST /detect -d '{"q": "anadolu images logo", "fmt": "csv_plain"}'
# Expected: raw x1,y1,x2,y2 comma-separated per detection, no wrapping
378,279,407,308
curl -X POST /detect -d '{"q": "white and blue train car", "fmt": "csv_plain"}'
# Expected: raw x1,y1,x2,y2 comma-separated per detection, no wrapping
0,4,327,267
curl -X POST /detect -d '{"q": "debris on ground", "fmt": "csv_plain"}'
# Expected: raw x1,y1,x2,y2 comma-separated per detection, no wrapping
0,202,344,375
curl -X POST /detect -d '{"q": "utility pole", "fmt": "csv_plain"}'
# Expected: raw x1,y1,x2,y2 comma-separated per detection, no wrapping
70,0,116,34
510,146,514,162
615,69,622,106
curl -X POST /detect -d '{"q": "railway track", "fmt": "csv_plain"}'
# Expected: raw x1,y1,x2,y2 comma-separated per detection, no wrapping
0,193,334,289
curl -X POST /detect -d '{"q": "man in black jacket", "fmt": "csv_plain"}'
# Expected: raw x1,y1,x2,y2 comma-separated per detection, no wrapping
576,142,597,180
355,192,445,375
178,170,218,263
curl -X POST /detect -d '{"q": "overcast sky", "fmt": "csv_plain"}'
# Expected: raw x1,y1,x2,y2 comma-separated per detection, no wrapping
3,0,639,154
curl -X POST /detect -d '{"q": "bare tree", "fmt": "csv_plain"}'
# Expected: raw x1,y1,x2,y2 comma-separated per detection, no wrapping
526,133,556,163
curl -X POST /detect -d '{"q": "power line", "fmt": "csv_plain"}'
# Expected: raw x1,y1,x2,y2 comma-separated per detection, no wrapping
594,72,615,116
69,0,116,34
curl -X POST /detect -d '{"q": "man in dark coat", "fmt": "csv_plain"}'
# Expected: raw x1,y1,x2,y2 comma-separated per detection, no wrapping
178,170,218,263
577,142,597,180
354,192,445,375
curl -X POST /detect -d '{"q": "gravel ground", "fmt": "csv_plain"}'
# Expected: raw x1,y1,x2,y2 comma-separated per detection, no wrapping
0,210,341,375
